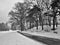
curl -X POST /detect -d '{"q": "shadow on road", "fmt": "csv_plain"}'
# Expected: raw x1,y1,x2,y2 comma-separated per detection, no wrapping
17,31,60,45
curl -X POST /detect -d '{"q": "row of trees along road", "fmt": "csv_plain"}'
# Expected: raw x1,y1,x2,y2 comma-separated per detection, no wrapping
8,0,60,31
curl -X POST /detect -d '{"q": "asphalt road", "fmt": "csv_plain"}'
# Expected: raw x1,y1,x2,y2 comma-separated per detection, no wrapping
0,31,46,45
18,31,60,45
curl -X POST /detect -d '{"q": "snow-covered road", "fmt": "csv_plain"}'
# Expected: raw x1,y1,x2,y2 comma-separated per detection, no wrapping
0,31,46,45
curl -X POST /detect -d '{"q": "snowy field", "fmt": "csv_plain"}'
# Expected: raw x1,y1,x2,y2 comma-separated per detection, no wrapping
0,31,46,45
21,25,60,39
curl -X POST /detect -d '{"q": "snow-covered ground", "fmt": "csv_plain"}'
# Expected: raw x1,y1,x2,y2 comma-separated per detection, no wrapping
0,30,16,33
0,25,60,45
21,25,60,39
0,31,46,45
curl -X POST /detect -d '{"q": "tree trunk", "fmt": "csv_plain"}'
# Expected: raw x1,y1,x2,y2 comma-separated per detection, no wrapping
56,17,58,27
20,19,22,31
20,18,24,31
39,14,42,25
49,20,51,27
30,21,31,29
39,14,43,30
36,20,38,30
11,23,15,30
52,16,56,30
51,11,56,30
48,16,51,27
42,20,44,30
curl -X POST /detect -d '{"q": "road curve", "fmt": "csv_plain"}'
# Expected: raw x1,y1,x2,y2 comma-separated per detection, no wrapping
0,31,46,45
18,31,60,45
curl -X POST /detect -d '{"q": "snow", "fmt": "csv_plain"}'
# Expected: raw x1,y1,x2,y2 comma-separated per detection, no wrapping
0,31,46,45
0,30,20,33
0,30,15,33
21,25,60,39
21,31,60,39
0,25,60,45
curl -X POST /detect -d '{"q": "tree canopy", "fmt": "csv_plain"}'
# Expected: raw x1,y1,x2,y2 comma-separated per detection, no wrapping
8,0,60,30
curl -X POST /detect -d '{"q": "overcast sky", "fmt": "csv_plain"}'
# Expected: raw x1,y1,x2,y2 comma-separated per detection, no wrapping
0,0,24,23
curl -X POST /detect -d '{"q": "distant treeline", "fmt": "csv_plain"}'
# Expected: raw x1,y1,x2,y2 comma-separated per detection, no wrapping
0,23,9,31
